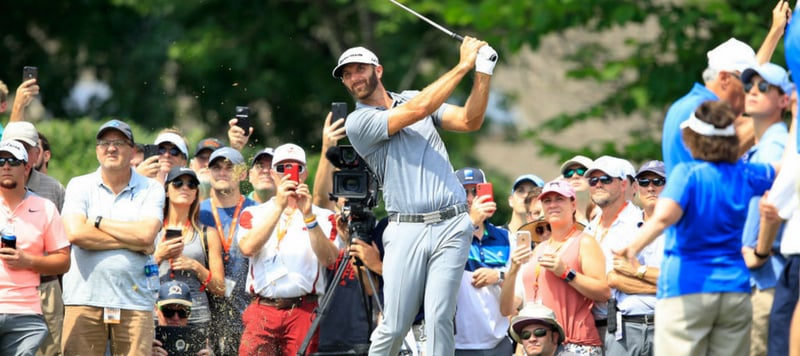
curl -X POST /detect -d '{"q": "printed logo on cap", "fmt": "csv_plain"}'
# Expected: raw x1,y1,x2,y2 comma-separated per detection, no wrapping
168,284,184,296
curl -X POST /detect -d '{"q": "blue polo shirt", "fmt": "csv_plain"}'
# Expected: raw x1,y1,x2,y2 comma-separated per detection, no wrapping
786,13,800,152
741,121,788,290
659,160,774,298
662,83,719,174
465,222,510,271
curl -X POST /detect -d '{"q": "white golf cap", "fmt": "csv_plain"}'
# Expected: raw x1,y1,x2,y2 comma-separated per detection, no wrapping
272,143,306,167
332,47,380,79
0,140,28,162
707,38,756,73
155,132,189,158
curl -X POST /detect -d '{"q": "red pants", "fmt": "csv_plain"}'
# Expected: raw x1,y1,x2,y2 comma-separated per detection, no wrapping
239,300,319,356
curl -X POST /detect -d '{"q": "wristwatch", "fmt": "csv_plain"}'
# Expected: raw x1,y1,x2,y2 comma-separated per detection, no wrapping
564,269,577,282
498,271,505,282
635,265,648,279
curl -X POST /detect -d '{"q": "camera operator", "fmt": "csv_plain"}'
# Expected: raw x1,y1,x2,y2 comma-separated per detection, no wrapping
237,143,339,355
332,35,496,356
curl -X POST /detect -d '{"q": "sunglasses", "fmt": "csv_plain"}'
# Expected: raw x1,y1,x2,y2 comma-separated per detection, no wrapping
160,307,191,319
274,163,306,174
744,80,779,94
520,327,549,340
562,167,587,178
170,179,198,189
637,178,666,187
0,157,24,167
588,175,617,187
158,146,183,157
535,224,551,235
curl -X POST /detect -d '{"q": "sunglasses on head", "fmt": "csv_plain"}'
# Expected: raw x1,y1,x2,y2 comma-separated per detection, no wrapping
274,163,306,174
170,179,198,189
520,327,549,340
0,157,24,167
535,224,551,235
160,307,191,319
637,178,666,187
158,146,183,157
562,167,587,178
588,175,617,187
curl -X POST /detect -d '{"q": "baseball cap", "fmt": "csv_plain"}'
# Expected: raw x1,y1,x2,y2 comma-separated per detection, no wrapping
0,140,28,162
97,119,134,143
1,122,38,147
538,180,576,200
332,46,380,79
615,157,636,180
741,62,794,95
512,174,545,193
636,160,666,179
707,38,756,73
584,156,626,180
165,167,199,185
510,303,565,344
157,280,193,308
455,167,487,185
155,132,189,158
272,144,306,167
559,155,593,174
209,147,244,166
194,137,225,157
251,147,275,166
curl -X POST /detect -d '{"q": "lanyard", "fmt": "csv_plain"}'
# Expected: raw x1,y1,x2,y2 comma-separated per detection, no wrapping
594,201,629,245
275,212,295,252
210,196,245,260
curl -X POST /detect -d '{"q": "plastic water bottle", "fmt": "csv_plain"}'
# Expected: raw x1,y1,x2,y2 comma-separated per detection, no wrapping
1,233,15,249
144,256,159,291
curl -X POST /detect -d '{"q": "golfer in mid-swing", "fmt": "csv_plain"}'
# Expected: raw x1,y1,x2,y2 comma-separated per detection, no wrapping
332,37,497,355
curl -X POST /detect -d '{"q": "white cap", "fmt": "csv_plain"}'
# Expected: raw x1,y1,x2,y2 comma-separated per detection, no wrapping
1,122,38,147
332,47,380,79
584,156,626,180
155,132,189,158
272,143,306,167
0,140,28,162
741,62,795,95
559,155,593,173
707,38,756,73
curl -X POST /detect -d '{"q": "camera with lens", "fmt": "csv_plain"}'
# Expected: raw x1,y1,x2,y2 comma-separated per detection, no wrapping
326,145,380,245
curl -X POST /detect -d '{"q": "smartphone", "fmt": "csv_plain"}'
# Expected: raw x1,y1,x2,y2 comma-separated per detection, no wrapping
22,66,38,81
332,102,348,123
165,228,182,239
284,163,299,182
143,144,160,160
476,182,493,202
235,106,252,136
516,231,532,251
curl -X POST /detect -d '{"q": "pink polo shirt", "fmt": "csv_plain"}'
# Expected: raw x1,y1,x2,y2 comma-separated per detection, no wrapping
0,192,70,314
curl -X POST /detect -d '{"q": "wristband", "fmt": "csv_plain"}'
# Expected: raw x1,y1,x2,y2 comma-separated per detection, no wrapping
199,271,212,292
304,215,317,224
95,216,103,229
306,221,319,230
560,269,569,279
754,249,770,260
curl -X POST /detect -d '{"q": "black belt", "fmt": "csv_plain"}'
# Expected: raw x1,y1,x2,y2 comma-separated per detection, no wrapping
40,275,58,283
595,319,607,327
389,204,468,224
622,314,655,324
253,294,317,310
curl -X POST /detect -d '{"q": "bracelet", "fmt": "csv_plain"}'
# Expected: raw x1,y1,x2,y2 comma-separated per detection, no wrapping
473,224,481,231
306,221,319,230
304,215,317,224
635,265,648,279
94,216,103,229
199,270,212,292
560,269,569,279
754,249,770,260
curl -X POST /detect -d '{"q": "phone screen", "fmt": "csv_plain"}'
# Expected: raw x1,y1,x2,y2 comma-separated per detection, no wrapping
23,66,38,81
165,228,182,239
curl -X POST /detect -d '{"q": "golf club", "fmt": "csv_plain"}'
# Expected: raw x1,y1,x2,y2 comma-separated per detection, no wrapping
388,0,464,42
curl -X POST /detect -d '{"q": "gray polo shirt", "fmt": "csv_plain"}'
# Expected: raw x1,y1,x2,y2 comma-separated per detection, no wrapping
61,168,165,311
345,90,466,214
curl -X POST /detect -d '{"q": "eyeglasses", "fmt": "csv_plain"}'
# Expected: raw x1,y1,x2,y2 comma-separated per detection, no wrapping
97,139,132,149
520,328,549,340
465,187,477,196
588,175,617,187
562,167,587,178
170,179,198,190
0,157,24,167
535,224,551,235
637,178,666,187
158,146,183,157
744,80,780,94
253,163,271,172
160,307,191,319
274,163,306,174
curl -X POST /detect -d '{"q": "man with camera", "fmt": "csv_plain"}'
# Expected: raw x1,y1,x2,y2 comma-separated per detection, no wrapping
332,35,496,355
237,143,339,355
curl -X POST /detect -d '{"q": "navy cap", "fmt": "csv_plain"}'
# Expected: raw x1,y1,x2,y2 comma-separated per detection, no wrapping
636,160,666,178
157,280,192,308
455,167,486,185
97,119,134,143
165,167,199,185
194,138,225,157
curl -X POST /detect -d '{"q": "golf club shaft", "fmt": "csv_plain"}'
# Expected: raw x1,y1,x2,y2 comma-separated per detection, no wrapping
388,0,464,42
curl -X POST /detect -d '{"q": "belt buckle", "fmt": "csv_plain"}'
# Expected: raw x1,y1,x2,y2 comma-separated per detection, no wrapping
422,211,439,224
644,315,653,324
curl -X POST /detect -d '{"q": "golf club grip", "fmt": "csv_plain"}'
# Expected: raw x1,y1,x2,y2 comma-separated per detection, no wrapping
452,33,464,42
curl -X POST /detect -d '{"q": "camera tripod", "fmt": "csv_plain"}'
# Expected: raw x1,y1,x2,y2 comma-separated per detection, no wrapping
298,238,416,356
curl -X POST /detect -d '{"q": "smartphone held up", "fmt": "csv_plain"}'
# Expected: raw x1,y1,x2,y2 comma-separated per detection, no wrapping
235,106,252,136
22,66,38,82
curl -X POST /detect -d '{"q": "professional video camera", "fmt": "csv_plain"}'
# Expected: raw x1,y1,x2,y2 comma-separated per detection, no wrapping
326,145,380,245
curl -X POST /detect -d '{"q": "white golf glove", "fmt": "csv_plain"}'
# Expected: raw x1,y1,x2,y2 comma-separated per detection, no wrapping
475,45,498,75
